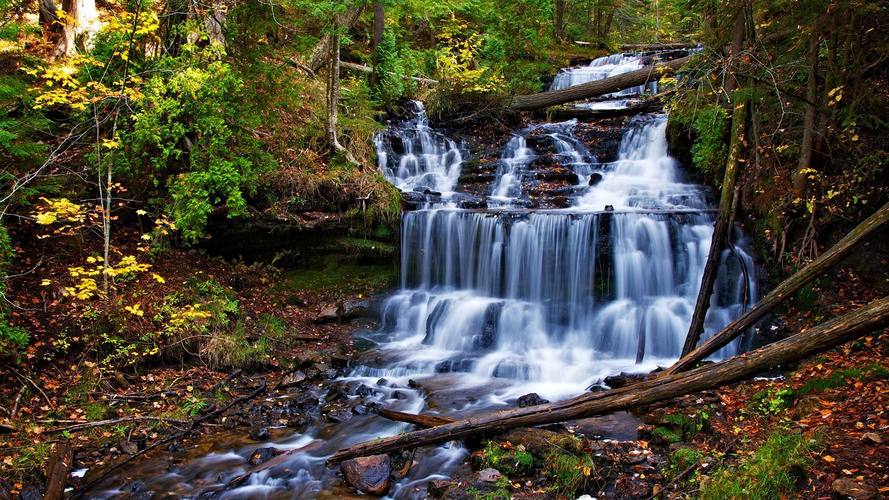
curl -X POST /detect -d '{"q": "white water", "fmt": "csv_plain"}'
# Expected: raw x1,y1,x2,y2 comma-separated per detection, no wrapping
374,101,463,196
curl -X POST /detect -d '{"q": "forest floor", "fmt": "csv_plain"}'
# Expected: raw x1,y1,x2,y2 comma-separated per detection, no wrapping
0,221,886,499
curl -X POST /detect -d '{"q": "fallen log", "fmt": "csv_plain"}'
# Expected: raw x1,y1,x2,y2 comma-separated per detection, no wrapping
681,99,748,357
620,42,696,51
668,200,889,374
534,94,665,121
509,56,690,111
378,409,583,455
44,442,72,500
340,61,438,84
376,408,453,427
328,297,889,462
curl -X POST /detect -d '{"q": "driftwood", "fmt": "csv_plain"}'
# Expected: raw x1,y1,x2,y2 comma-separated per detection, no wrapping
510,56,691,111
668,200,889,374
681,99,749,357
44,442,73,500
328,297,889,462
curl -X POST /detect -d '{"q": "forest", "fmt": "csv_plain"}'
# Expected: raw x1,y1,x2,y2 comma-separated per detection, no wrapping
0,0,887,498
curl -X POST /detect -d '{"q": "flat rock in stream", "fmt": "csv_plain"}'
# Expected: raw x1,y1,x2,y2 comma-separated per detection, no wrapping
341,454,391,496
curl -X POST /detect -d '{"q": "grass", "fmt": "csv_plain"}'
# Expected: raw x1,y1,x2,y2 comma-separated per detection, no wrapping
5,442,52,483
667,447,703,483
474,440,536,475
701,429,819,500
544,450,601,496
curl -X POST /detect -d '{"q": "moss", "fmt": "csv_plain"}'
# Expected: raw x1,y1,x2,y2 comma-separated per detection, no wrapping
652,426,683,444
84,401,109,421
473,440,536,475
204,323,271,370
701,429,818,500
667,447,703,482
285,254,395,294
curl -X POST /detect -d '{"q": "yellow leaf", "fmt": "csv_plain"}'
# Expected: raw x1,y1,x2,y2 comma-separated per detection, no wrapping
822,455,836,463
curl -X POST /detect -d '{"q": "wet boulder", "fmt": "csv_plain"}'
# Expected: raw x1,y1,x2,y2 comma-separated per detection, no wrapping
341,454,391,496
603,372,644,389
517,392,550,407
588,172,603,186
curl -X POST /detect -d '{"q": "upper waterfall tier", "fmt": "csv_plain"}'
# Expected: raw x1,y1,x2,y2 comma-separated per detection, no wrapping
374,101,463,196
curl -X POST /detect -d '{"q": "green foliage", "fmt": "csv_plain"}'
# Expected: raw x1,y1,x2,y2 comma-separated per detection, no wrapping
0,224,28,357
544,450,599,495
373,30,408,105
795,363,889,398
181,395,208,416
671,104,729,176
84,401,109,421
701,429,818,500
475,440,536,475
5,442,51,483
748,387,796,416
129,57,274,242
653,410,711,443
467,475,511,500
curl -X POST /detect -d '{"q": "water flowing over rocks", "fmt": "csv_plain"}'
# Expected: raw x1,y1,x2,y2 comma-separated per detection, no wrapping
86,50,760,499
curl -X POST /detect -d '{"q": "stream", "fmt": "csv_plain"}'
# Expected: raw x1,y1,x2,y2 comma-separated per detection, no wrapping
90,50,757,499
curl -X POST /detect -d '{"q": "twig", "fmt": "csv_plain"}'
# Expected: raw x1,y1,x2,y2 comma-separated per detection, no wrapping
46,416,189,433
72,379,267,497
3,364,55,409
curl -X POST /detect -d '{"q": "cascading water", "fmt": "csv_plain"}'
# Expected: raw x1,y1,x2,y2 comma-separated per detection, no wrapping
91,51,757,500
374,101,463,196
550,53,658,109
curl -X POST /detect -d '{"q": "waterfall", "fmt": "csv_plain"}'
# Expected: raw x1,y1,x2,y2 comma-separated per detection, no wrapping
96,51,757,500
374,111,756,402
374,101,463,195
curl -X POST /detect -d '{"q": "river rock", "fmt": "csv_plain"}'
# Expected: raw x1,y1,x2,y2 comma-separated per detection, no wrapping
861,432,882,445
316,304,339,323
326,407,354,423
279,370,306,389
477,468,503,483
832,477,879,499
249,426,270,441
340,299,371,320
588,172,604,186
341,454,391,495
517,392,550,407
603,372,643,389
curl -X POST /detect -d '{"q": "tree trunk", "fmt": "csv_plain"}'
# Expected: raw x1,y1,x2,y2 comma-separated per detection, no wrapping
309,5,367,72
372,1,385,51
668,200,889,374
510,56,690,111
377,408,452,427
326,32,357,164
723,1,748,93
681,100,749,357
554,0,566,41
54,0,100,57
794,27,820,196
328,297,889,462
